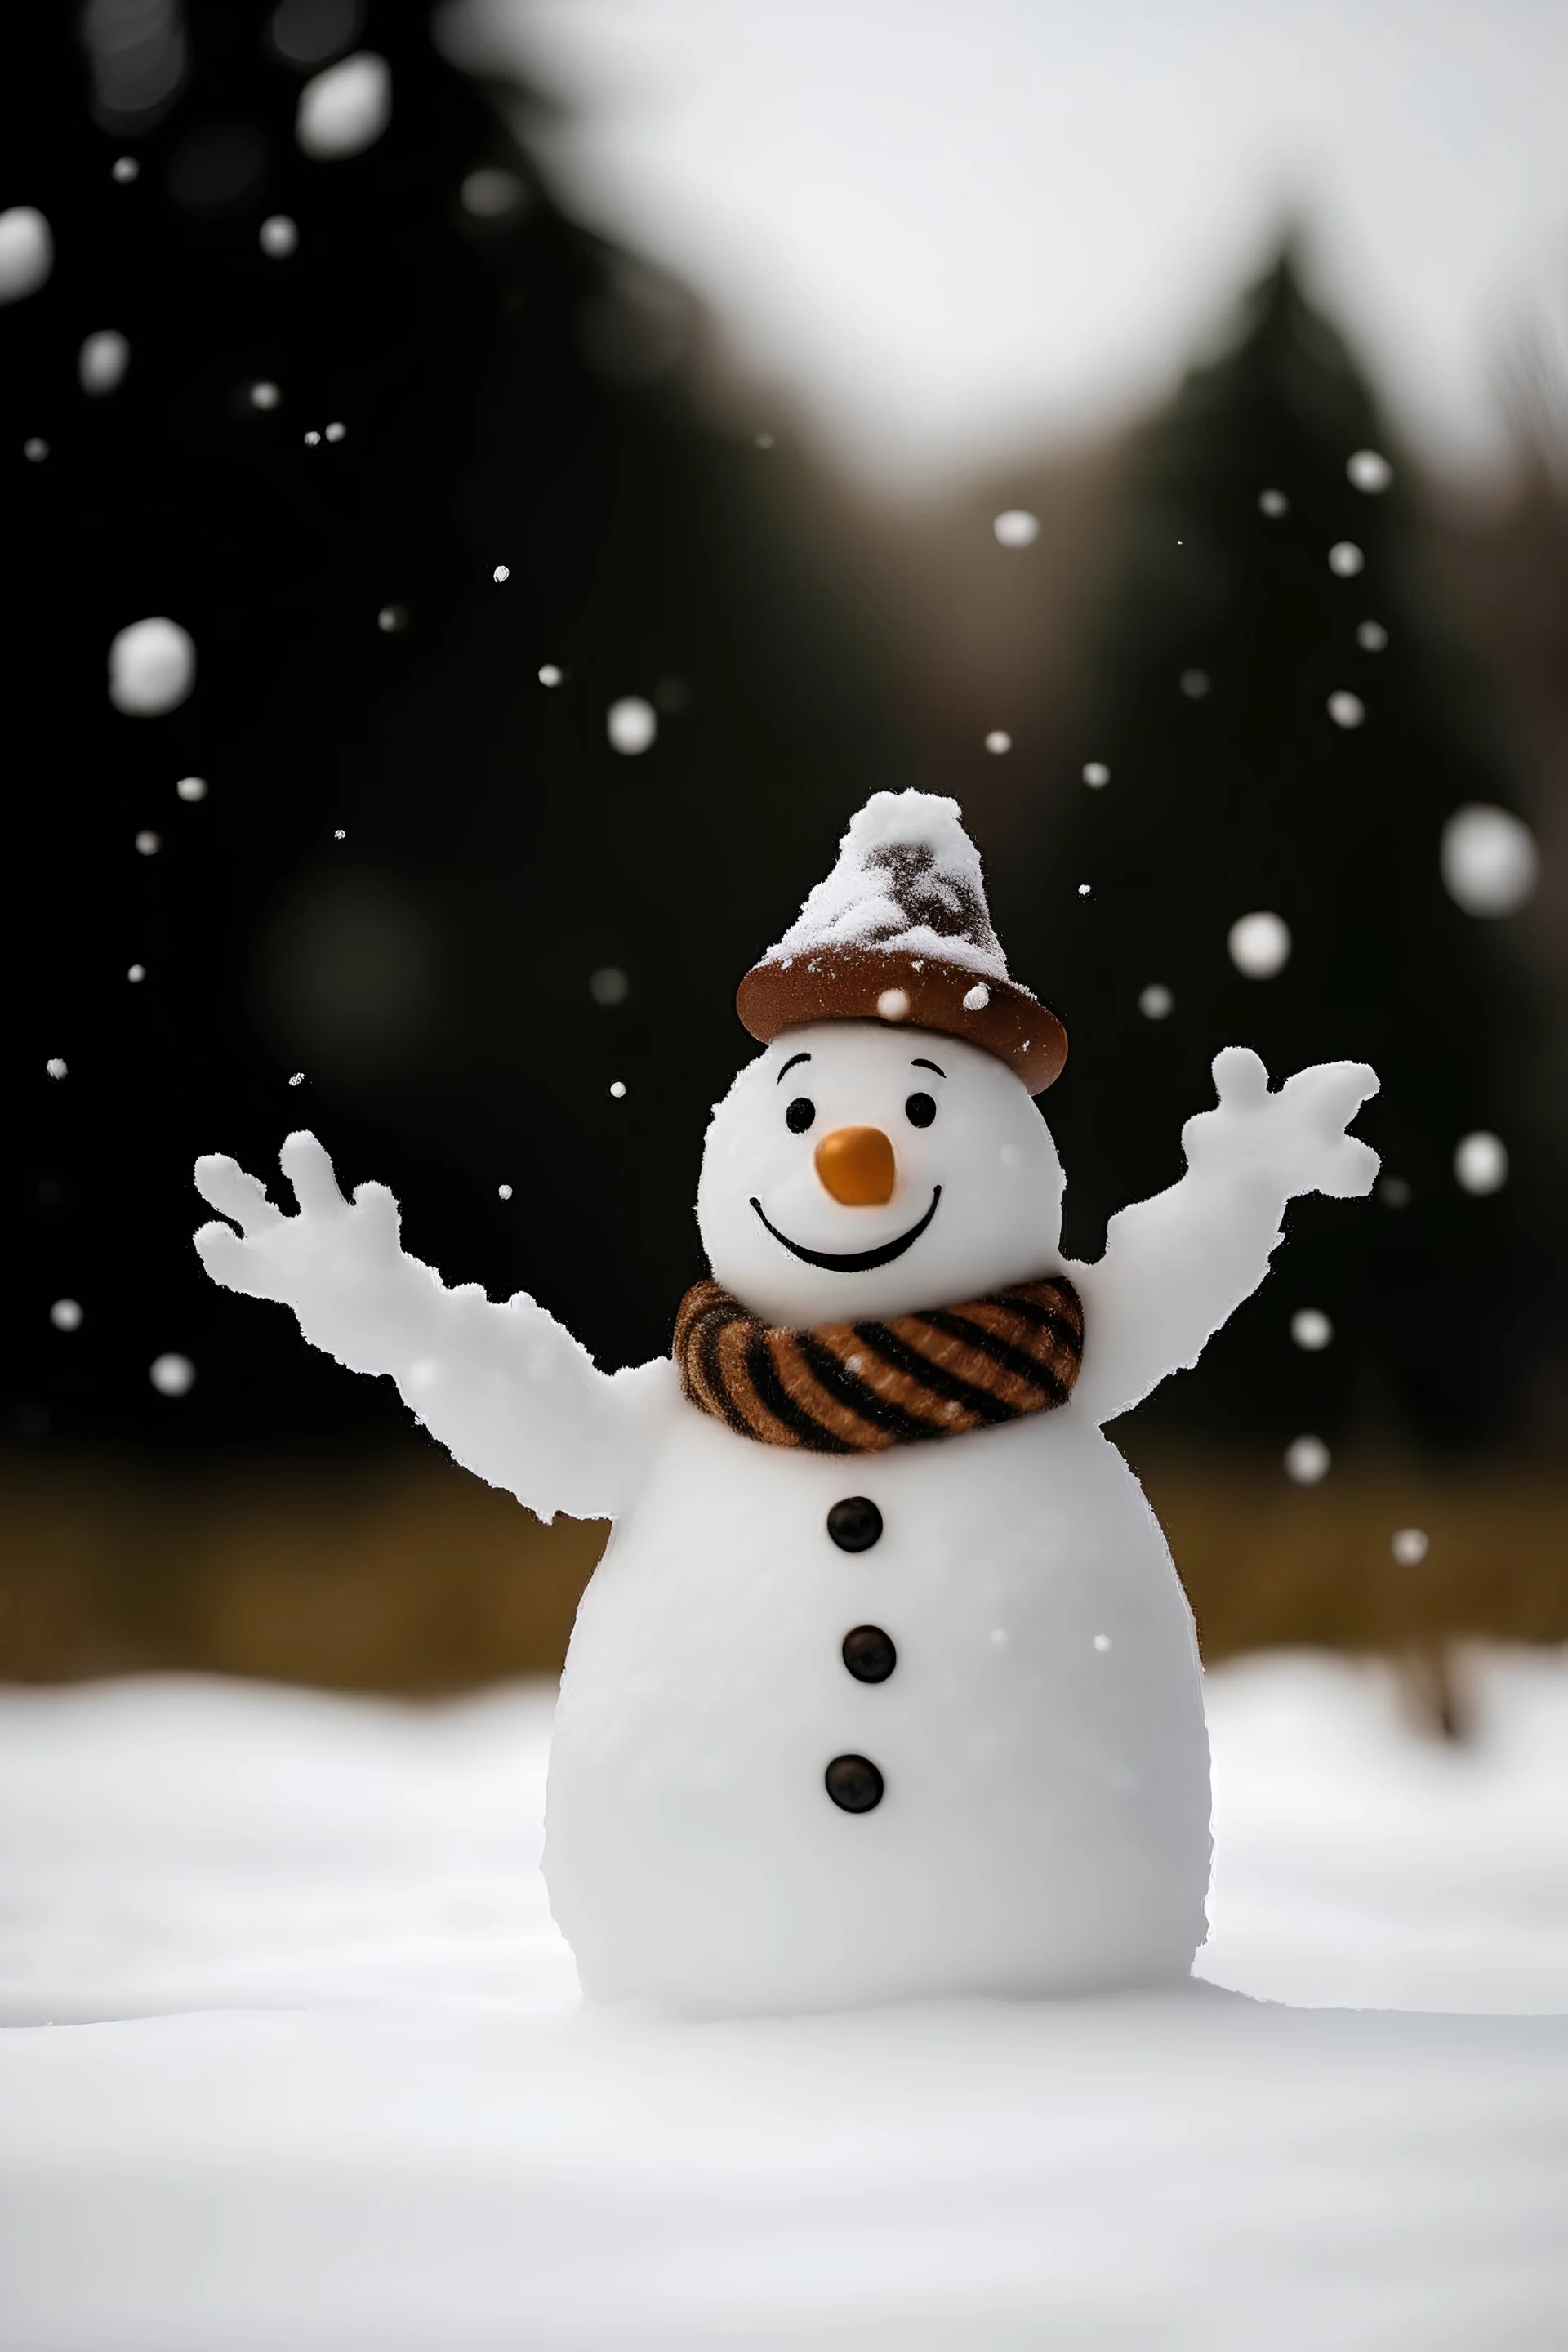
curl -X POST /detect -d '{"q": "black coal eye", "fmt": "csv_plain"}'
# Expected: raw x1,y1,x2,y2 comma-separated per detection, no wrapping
905,1091,938,1129
786,1096,816,1134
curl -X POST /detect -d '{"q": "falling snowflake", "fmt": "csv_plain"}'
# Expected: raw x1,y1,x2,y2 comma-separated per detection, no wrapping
1284,1435,1330,1486
607,697,657,755
1347,450,1392,492
1228,911,1291,978
1454,1131,1507,1195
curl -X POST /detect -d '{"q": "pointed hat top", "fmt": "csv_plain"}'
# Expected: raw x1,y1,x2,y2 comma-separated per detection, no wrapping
737,791,1067,1092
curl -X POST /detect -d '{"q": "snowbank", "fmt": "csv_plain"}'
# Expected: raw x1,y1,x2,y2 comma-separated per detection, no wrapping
2,1650,1566,2349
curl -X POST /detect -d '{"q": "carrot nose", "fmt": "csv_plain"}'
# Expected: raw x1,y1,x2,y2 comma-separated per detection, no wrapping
814,1125,897,1207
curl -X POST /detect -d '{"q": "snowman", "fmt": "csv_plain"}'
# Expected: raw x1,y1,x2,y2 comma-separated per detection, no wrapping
194,791,1378,2016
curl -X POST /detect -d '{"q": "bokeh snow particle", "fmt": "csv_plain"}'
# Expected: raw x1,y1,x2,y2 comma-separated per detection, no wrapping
288,1072,305,1087
304,430,321,446
985,730,1011,755
46,1057,67,1079
1290,1307,1333,1351
1093,1633,1112,1654
296,53,391,159
127,963,145,982
112,157,139,185
1379,1174,1411,1208
1076,883,1091,898
461,168,525,218
607,697,657,755
50,1298,83,1332
492,564,510,584
248,381,280,410
24,437,48,462
0,207,53,305
1357,620,1388,651
1328,541,1365,577
1228,911,1291,978
590,966,629,1006
78,330,131,395
1284,1434,1330,1486
608,1080,627,1099
1440,804,1538,918
992,510,1039,549
149,1353,195,1398
1138,983,1173,1020
1179,669,1209,699
377,604,408,634
497,1183,513,1200
538,663,562,686
260,214,299,258
176,775,207,802
1454,1130,1508,1196
1082,761,1110,787
1328,689,1365,729
1348,450,1393,493
1392,1527,1430,1566
135,831,160,857
109,618,195,716
1258,489,1288,517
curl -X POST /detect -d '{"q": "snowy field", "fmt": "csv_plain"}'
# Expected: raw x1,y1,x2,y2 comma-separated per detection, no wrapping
2,1649,1566,2349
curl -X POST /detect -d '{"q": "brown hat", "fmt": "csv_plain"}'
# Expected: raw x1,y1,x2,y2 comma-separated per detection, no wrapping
737,791,1067,1094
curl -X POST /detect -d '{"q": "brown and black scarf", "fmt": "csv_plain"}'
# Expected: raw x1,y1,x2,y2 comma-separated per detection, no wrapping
674,1274,1084,1454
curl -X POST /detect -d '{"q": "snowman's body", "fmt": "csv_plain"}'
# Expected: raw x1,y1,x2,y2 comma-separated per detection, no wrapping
194,791,1377,2017
548,1392,1208,2011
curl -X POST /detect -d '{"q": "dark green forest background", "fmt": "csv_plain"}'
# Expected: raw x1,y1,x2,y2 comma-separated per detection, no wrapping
2,1,1563,1686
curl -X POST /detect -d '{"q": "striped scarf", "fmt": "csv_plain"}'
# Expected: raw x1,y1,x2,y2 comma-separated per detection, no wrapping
674,1274,1084,1454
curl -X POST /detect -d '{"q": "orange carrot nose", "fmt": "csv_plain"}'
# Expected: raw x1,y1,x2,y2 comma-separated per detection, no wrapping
814,1125,897,1207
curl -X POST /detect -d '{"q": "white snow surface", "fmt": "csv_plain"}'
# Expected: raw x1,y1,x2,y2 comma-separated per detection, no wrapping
761,790,1009,982
2,1649,1567,2350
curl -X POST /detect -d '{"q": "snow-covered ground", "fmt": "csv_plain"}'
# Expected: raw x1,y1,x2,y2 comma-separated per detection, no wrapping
2,1650,1566,2349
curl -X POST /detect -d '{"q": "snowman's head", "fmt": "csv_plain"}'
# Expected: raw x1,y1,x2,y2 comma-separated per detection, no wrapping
697,1019,1064,1327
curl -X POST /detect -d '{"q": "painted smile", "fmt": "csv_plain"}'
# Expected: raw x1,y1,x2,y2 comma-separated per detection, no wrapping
749,1187,942,1272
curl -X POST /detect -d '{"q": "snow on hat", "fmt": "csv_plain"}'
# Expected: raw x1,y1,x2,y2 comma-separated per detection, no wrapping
737,790,1067,1092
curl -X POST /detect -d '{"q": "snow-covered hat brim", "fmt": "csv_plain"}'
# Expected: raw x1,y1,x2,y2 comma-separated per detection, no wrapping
737,945,1067,1094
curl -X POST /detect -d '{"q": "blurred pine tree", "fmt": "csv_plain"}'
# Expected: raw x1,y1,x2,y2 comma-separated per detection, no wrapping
1,0,914,1463
1015,250,1539,1459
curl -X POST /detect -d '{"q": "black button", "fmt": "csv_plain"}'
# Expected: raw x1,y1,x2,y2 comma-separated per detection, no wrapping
841,1624,896,1684
827,1496,882,1552
825,1753,884,1813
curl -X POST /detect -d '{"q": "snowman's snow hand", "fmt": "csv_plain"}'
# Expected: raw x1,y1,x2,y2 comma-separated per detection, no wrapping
279,1129,350,1218
193,1133,425,1365
1182,1049,1380,1202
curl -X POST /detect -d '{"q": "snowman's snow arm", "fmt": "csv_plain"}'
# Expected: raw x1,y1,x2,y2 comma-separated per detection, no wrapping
192,1133,668,1521
1063,1048,1379,1427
